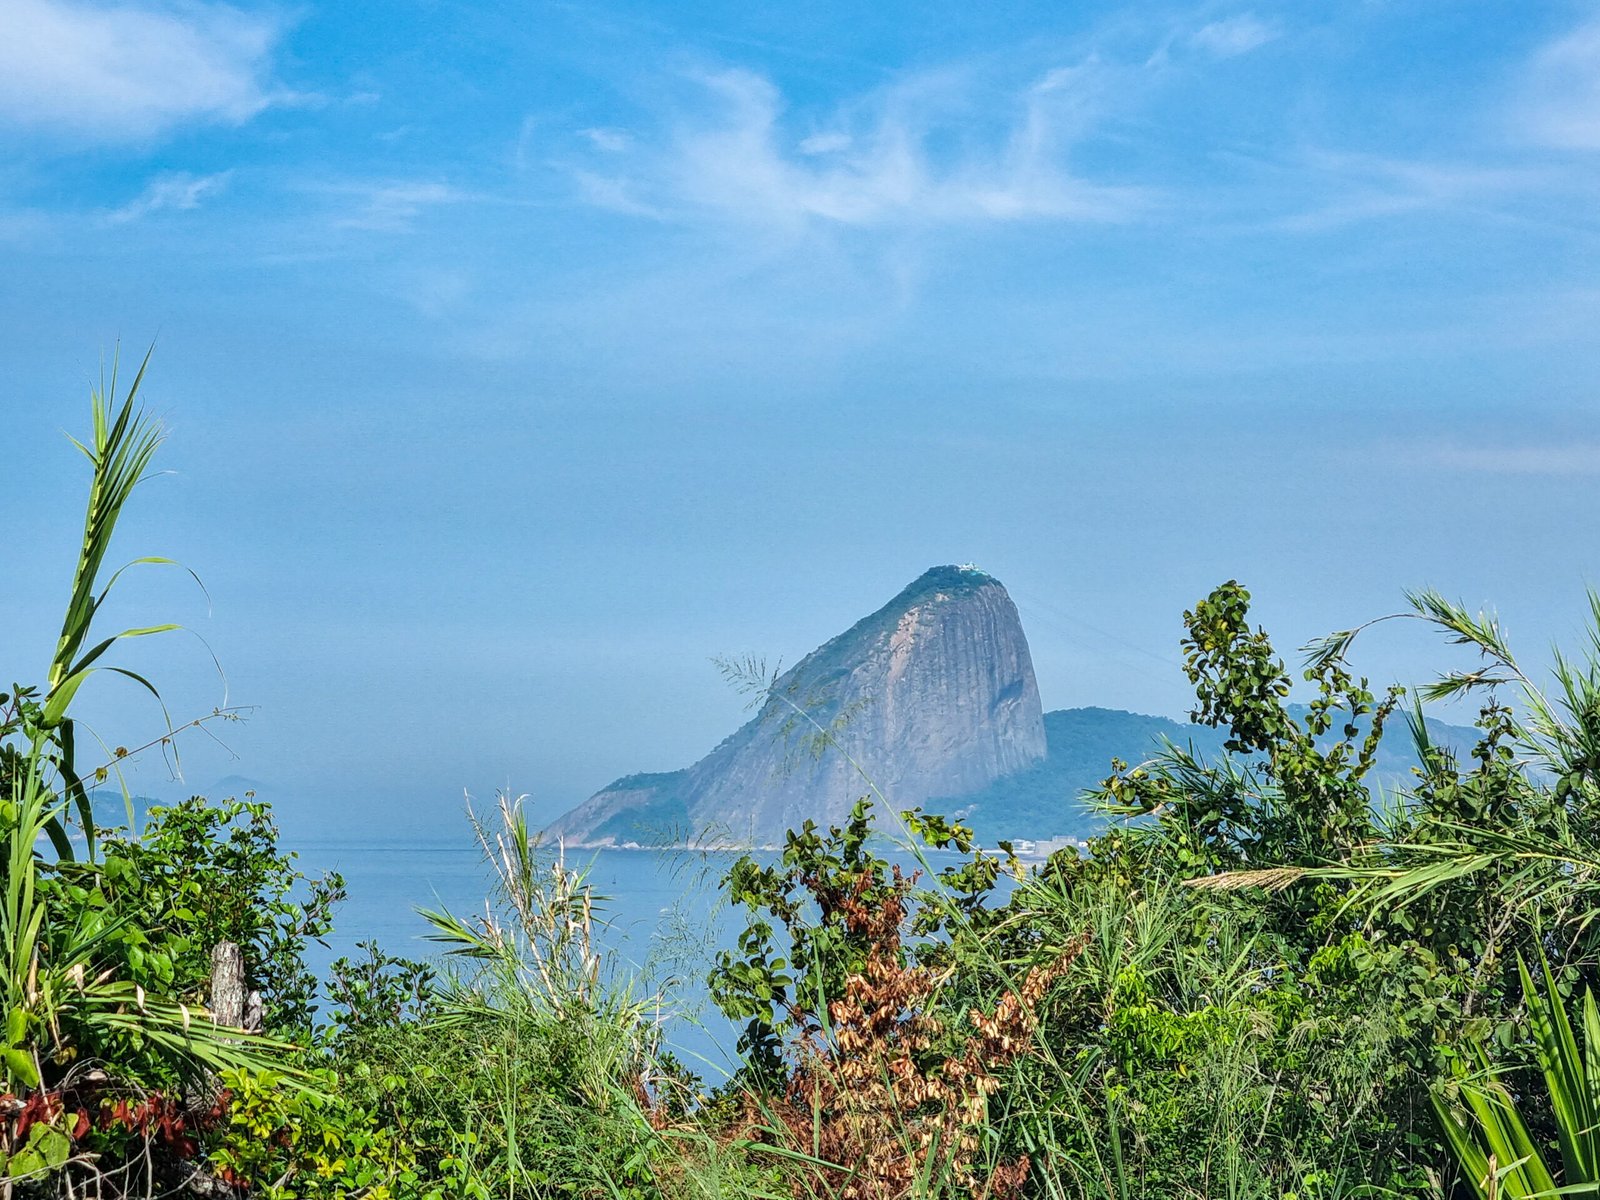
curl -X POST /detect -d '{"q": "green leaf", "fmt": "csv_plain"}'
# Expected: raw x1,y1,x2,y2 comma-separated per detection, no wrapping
39,669,91,728
32,1126,70,1169
3,1049,38,1088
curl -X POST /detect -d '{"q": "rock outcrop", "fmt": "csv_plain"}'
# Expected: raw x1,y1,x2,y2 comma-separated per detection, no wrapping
546,565,1047,847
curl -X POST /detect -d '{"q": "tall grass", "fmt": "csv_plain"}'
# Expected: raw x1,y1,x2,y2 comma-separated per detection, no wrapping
333,793,781,1198
981,870,1406,1200
0,352,303,1157
39,348,185,859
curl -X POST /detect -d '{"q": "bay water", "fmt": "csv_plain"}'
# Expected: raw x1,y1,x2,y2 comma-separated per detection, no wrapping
294,836,754,1080
291,831,994,1082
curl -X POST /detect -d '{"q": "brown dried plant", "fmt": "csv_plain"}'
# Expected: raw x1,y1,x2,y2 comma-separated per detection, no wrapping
761,868,1086,1200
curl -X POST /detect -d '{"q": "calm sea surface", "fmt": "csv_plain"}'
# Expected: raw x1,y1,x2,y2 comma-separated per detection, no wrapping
294,838,754,1078
291,834,990,1080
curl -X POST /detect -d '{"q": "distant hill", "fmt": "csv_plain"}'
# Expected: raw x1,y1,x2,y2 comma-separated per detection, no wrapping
930,708,1223,842
942,705,1481,845
85,776,264,832
87,788,163,832
208,774,267,798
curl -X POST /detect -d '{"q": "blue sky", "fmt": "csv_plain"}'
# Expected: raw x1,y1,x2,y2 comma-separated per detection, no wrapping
4,0,1600,831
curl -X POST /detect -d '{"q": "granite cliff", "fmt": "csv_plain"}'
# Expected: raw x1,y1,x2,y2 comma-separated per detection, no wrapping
546,565,1047,847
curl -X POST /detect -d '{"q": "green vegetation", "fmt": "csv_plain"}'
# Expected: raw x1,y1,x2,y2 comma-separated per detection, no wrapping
13,362,1600,1198
588,777,693,846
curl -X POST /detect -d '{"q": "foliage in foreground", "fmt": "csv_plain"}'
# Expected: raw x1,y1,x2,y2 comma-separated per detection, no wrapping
0,359,355,1195
1434,954,1600,1199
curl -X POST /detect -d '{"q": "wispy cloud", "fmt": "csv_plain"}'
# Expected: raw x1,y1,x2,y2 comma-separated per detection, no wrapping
578,127,633,153
0,0,287,142
798,132,852,156
569,63,1149,231
329,181,471,232
570,171,666,219
1516,19,1600,150
1274,151,1552,231
0,209,52,245
1190,14,1278,59
400,268,474,320
106,171,232,223
1412,441,1600,476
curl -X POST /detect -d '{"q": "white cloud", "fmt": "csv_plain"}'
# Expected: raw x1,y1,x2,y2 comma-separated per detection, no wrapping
0,210,52,244
107,170,232,223
571,171,666,219
0,0,285,141
578,127,633,153
330,181,470,232
1276,151,1550,231
571,64,1148,231
797,132,852,156
401,267,474,320
1517,20,1600,150
1190,14,1278,59
1415,441,1600,476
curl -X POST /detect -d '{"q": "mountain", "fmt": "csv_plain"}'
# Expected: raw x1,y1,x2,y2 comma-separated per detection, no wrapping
546,565,1048,847
208,774,267,798
932,708,1227,843
87,788,164,831
944,705,1482,846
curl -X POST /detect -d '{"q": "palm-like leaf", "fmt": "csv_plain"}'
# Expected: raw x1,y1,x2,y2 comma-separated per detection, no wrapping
34,347,181,856
1435,955,1600,1199
0,355,309,1097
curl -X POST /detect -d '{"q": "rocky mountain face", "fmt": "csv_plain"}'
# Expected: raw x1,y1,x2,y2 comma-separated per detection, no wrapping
546,565,1048,847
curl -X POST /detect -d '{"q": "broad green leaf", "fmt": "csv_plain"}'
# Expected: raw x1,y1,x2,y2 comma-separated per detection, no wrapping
3,1049,38,1088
